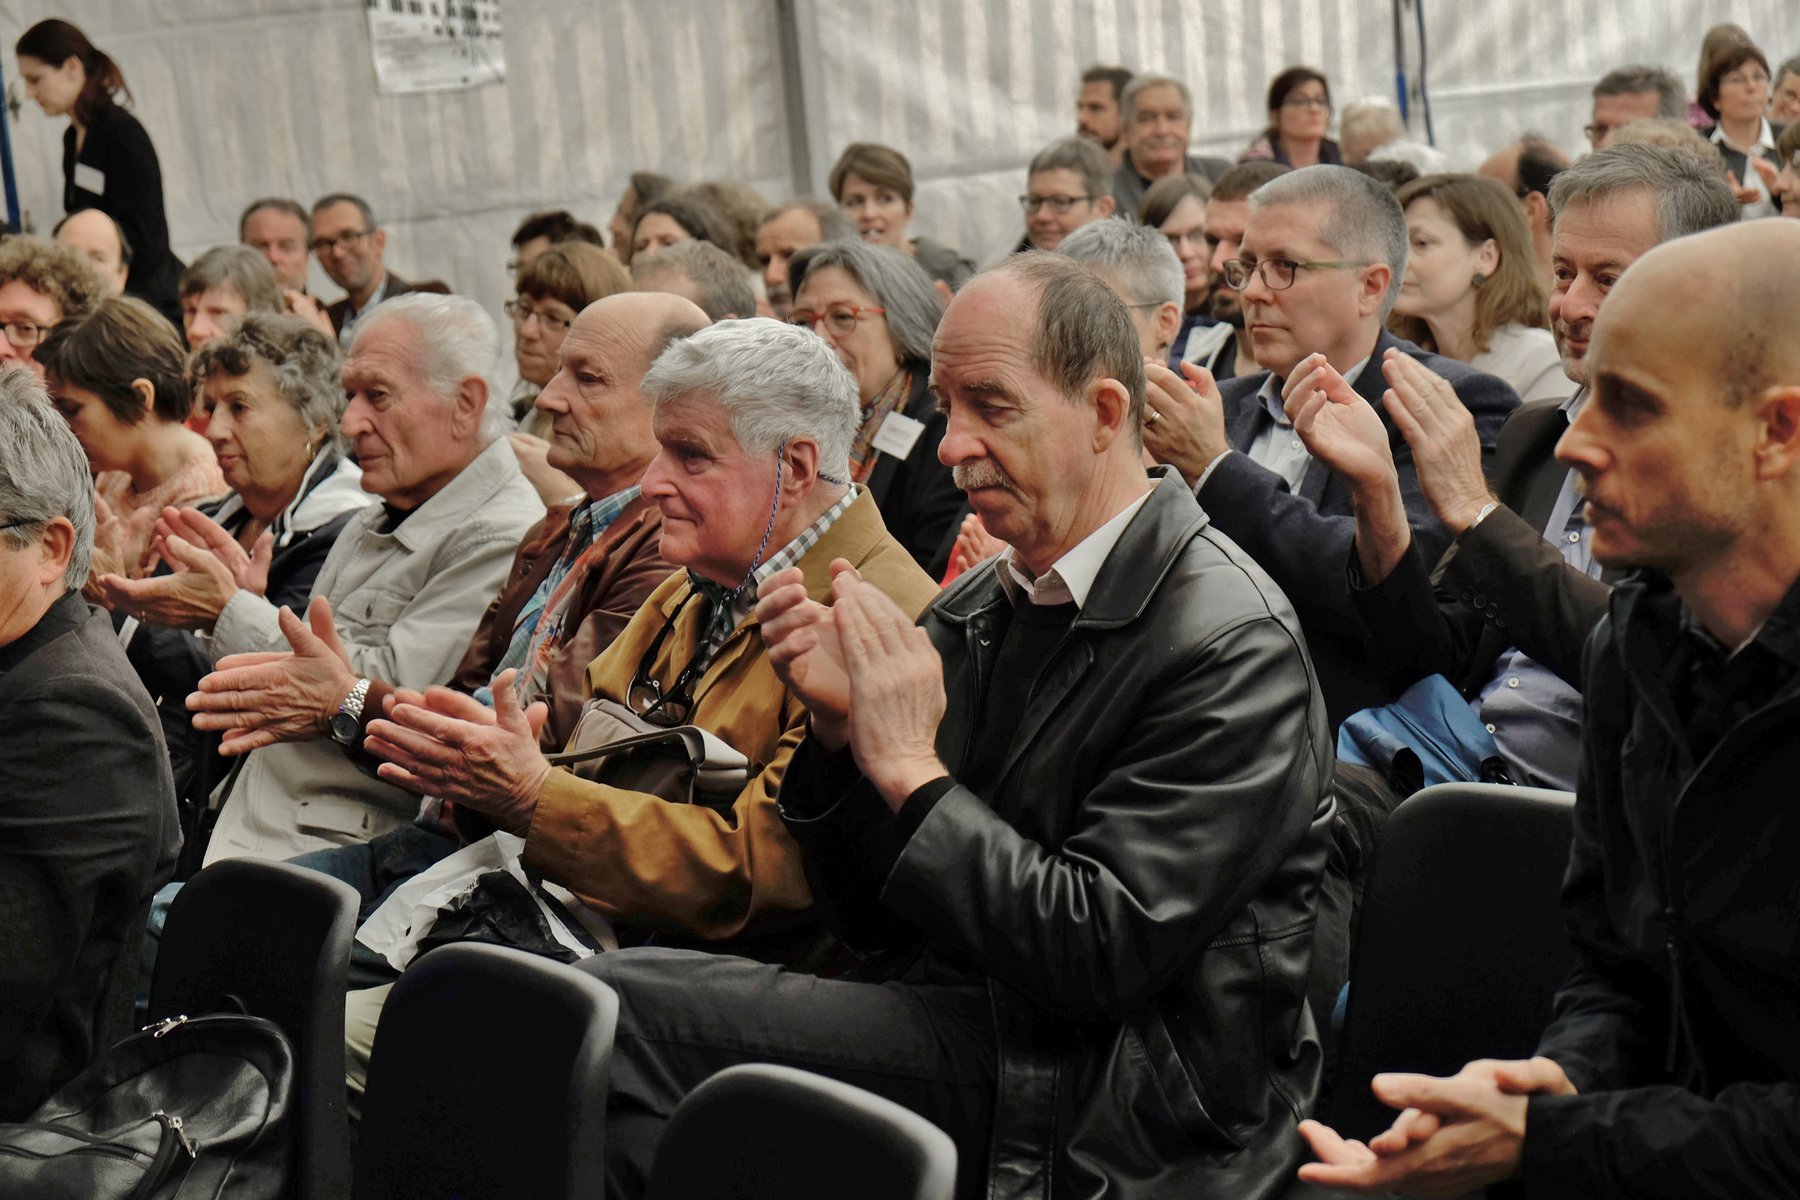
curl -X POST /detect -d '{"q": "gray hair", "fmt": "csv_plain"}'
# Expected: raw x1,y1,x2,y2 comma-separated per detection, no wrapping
1366,139,1451,175
1592,65,1686,119
1027,135,1114,200
631,240,757,323
179,243,284,312
1339,99,1406,147
641,319,859,483
186,311,344,446
1119,73,1191,124
0,370,95,589
352,293,509,445
788,239,943,367
1056,217,1184,309
761,198,856,243
1250,165,1410,316
1547,142,1740,243
311,192,378,229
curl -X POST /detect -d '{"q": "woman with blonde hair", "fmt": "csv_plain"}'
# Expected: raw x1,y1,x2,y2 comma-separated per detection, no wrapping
1388,173,1566,403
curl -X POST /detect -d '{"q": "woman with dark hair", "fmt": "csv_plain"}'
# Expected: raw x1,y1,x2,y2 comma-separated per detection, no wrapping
630,193,737,260
1139,173,1215,365
1696,40,1786,217
787,239,961,571
37,295,224,579
828,142,977,292
1388,174,1565,404
16,19,182,324
1240,66,1343,168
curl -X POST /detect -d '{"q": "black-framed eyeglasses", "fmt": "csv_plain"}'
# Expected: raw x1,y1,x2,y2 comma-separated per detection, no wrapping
1222,256,1370,291
1280,94,1332,110
1019,193,1094,215
1582,123,1615,145
504,299,575,333
0,320,51,350
788,303,886,338
308,229,372,256
0,517,42,535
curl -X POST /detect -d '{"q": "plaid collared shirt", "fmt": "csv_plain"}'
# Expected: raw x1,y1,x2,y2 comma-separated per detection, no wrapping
694,484,860,664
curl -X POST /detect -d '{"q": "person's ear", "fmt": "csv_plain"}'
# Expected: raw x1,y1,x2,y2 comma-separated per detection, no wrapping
1096,195,1117,219
1156,301,1182,354
1089,376,1133,453
35,516,75,587
1751,385,1800,482
1357,263,1393,317
129,378,156,419
1476,237,1500,278
371,228,387,258
455,375,488,434
782,437,823,498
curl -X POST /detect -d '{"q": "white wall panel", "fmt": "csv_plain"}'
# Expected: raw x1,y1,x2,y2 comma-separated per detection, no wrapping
1,0,1794,354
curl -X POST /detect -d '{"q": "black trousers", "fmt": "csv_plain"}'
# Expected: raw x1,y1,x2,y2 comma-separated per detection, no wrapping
580,946,996,1198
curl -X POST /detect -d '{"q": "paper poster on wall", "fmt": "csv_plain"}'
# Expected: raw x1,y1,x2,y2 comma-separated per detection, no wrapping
366,0,505,95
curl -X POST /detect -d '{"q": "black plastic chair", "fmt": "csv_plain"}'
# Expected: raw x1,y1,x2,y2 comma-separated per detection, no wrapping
1288,783,1577,1199
148,857,360,1200
648,1063,958,1200
353,942,619,1200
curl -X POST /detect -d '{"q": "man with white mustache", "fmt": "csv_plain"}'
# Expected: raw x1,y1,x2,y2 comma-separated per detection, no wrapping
1290,143,1739,792
1109,74,1231,216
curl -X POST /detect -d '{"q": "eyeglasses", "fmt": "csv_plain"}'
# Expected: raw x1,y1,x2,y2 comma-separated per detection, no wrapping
0,517,42,535
504,299,574,333
0,320,51,350
788,303,886,337
1019,194,1095,215
1281,94,1332,110
308,229,372,256
1582,122,1617,144
1222,257,1370,291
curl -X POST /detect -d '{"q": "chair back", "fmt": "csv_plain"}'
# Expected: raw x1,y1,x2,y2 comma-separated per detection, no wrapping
648,1062,957,1200
148,858,360,1200
1323,782,1578,1143
353,942,618,1200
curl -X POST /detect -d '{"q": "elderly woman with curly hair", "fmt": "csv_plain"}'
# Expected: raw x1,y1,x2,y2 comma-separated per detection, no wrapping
97,312,370,806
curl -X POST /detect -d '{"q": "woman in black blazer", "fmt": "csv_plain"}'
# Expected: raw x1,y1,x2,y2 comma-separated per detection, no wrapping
1697,40,1787,218
15,20,183,323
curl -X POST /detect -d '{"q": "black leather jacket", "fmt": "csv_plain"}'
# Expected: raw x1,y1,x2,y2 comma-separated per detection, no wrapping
783,472,1334,1198
1520,570,1800,1196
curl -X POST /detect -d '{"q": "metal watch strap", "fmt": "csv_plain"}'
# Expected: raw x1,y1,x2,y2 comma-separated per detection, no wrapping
339,676,372,723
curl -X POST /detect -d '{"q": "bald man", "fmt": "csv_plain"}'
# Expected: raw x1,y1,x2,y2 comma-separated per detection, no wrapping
52,209,130,294
1297,216,1800,1198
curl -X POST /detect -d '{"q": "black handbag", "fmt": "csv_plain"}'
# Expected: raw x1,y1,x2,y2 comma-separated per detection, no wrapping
0,1010,294,1198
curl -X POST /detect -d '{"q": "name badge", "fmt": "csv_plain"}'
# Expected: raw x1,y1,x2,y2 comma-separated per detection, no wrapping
73,163,106,194
871,411,926,460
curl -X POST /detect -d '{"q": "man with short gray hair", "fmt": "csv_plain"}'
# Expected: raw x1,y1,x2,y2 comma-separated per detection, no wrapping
1058,216,1185,359
187,293,543,864
631,238,756,322
0,377,179,1116
1111,73,1232,214
1139,164,1519,722
1016,135,1117,252
1587,64,1685,151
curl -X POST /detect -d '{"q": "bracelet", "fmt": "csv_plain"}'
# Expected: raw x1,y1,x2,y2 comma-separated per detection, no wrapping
1468,501,1500,529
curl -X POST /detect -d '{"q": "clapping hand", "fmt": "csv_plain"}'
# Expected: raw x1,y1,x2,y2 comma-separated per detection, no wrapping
1381,349,1496,534
188,595,357,755
1141,359,1229,487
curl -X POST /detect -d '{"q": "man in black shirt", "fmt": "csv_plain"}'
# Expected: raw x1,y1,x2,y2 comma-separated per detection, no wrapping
1297,216,1800,1197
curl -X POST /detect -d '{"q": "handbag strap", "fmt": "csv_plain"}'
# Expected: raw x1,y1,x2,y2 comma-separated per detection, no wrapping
546,723,709,769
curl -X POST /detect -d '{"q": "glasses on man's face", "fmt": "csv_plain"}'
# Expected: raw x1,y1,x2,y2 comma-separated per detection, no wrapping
1019,193,1094,216
504,299,574,333
1221,257,1369,291
308,229,372,256
1282,94,1331,110
0,320,50,350
1582,122,1615,145
788,303,886,338
0,517,42,535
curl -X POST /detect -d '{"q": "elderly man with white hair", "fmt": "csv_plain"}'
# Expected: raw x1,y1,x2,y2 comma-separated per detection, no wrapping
185,292,543,863
345,319,938,1104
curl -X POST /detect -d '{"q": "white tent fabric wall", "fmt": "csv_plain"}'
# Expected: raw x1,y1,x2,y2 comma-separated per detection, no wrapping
2,0,1794,343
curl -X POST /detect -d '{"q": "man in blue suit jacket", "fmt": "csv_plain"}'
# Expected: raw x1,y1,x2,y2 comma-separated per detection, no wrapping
1139,166,1519,724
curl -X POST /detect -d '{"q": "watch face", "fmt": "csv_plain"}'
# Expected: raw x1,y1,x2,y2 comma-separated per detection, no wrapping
330,711,359,744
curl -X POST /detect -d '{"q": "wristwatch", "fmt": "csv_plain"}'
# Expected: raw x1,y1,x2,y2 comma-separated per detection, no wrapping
329,677,372,747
